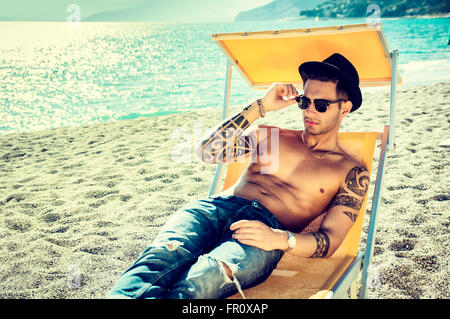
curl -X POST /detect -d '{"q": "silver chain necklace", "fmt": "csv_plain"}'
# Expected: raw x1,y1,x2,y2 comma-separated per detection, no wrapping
300,131,339,159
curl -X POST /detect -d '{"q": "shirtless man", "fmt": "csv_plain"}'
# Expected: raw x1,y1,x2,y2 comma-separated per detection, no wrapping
107,53,370,299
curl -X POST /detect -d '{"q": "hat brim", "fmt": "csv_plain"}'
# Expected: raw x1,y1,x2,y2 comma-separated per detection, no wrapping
299,61,362,112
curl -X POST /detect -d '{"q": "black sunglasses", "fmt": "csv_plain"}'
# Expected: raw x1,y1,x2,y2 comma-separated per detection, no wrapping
295,95,347,113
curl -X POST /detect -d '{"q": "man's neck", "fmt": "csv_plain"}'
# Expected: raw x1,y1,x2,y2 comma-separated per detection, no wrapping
302,129,339,152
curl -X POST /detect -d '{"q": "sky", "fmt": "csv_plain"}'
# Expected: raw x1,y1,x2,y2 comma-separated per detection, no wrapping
0,0,274,21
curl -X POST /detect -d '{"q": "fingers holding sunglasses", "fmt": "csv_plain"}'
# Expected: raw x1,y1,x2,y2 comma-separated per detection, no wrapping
292,84,301,98
262,83,299,112
277,84,300,107
283,84,300,100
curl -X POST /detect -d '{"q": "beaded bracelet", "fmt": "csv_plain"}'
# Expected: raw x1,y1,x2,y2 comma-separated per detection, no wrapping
257,98,265,118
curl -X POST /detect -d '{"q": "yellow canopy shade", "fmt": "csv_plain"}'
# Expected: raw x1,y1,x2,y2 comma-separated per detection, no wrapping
212,23,402,88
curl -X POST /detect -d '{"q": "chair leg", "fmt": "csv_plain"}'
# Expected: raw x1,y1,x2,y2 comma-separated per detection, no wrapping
349,271,362,299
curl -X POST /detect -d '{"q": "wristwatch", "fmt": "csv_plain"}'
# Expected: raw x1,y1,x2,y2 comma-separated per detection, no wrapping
284,231,296,253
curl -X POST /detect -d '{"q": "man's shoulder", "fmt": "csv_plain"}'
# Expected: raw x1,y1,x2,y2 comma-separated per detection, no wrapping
336,158,370,199
342,154,365,168
334,150,369,181
337,147,367,169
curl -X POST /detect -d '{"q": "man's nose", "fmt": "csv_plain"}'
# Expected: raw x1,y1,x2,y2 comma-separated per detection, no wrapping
303,101,318,115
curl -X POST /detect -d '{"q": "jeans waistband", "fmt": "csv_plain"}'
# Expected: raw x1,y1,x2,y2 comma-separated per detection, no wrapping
210,195,281,228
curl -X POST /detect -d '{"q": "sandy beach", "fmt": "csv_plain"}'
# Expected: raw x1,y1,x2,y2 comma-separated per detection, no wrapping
0,81,448,299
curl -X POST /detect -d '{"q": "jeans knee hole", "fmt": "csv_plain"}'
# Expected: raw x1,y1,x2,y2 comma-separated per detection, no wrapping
165,240,183,251
218,260,246,299
220,261,234,281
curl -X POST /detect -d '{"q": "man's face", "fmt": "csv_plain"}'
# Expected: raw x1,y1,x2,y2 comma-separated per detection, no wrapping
301,79,349,135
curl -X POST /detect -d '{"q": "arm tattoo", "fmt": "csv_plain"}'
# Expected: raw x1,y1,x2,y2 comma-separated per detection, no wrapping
310,231,330,258
311,167,368,257
198,109,256,163
329,188,363,210
342,211,358,222
329,166,369,212
345,166,370,196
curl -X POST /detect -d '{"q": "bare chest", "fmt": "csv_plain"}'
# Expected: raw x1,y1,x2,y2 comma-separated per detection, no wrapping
249,130,343,197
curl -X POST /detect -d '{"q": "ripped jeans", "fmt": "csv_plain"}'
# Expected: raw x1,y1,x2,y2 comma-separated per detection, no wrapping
107,195,284,299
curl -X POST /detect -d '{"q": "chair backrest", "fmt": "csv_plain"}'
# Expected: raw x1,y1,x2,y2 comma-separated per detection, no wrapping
220,131,378,258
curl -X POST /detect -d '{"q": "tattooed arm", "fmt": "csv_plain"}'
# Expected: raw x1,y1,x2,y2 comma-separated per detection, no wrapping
196,84,299,164
311,165,370,257
196,100,261,163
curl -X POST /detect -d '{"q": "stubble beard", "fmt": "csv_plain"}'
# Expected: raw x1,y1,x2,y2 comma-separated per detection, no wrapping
303,112,341,136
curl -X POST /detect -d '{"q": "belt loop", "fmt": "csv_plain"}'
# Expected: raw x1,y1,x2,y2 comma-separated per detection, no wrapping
250,200,279,228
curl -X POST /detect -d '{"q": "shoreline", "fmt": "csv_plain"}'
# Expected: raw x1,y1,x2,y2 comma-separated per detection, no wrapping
0,78,448,138
0,81,449,299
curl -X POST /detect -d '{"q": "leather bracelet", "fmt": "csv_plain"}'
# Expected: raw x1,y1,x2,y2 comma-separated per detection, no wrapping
256,98,265,118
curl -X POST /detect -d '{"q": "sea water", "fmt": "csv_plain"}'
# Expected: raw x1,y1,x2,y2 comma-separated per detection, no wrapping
0,17,449,135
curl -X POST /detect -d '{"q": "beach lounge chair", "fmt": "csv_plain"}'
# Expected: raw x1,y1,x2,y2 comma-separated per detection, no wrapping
208,23,401,299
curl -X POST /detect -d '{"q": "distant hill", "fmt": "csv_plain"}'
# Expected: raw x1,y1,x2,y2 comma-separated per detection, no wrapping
0,1,270,22
83,2,163,22
300,0,450,18
83,0,269,22
0,0,142,21
235,0,323,21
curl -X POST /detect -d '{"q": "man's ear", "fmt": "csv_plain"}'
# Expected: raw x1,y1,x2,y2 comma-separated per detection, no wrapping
340,101,352,117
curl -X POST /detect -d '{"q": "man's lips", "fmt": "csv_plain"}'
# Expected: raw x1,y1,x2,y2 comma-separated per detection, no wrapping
305,119,319,126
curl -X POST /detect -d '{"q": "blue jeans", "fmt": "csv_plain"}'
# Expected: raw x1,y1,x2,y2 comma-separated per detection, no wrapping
107,195,284,299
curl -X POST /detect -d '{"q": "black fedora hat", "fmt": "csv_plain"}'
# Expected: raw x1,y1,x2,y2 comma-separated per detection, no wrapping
298,53,362,112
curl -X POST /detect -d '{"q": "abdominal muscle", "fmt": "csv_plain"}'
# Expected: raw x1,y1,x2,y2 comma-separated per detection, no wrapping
221,170,323,232
215,128,342,232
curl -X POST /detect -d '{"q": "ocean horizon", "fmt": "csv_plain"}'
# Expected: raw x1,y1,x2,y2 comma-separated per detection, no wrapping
1,17,449,135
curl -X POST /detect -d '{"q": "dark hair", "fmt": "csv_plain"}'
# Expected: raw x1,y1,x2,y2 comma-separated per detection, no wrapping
304,71,349,100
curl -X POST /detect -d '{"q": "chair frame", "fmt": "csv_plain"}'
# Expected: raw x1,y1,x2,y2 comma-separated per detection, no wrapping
208,24,399,299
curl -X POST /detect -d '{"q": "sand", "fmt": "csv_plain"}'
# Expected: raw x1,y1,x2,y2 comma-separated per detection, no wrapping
0,81,448,299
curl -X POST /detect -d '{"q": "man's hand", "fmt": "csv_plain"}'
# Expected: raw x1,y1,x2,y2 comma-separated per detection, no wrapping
261,83,300,113
230,220,288,251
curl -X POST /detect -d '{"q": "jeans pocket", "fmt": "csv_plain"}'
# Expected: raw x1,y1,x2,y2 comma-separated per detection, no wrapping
219,204,250,237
